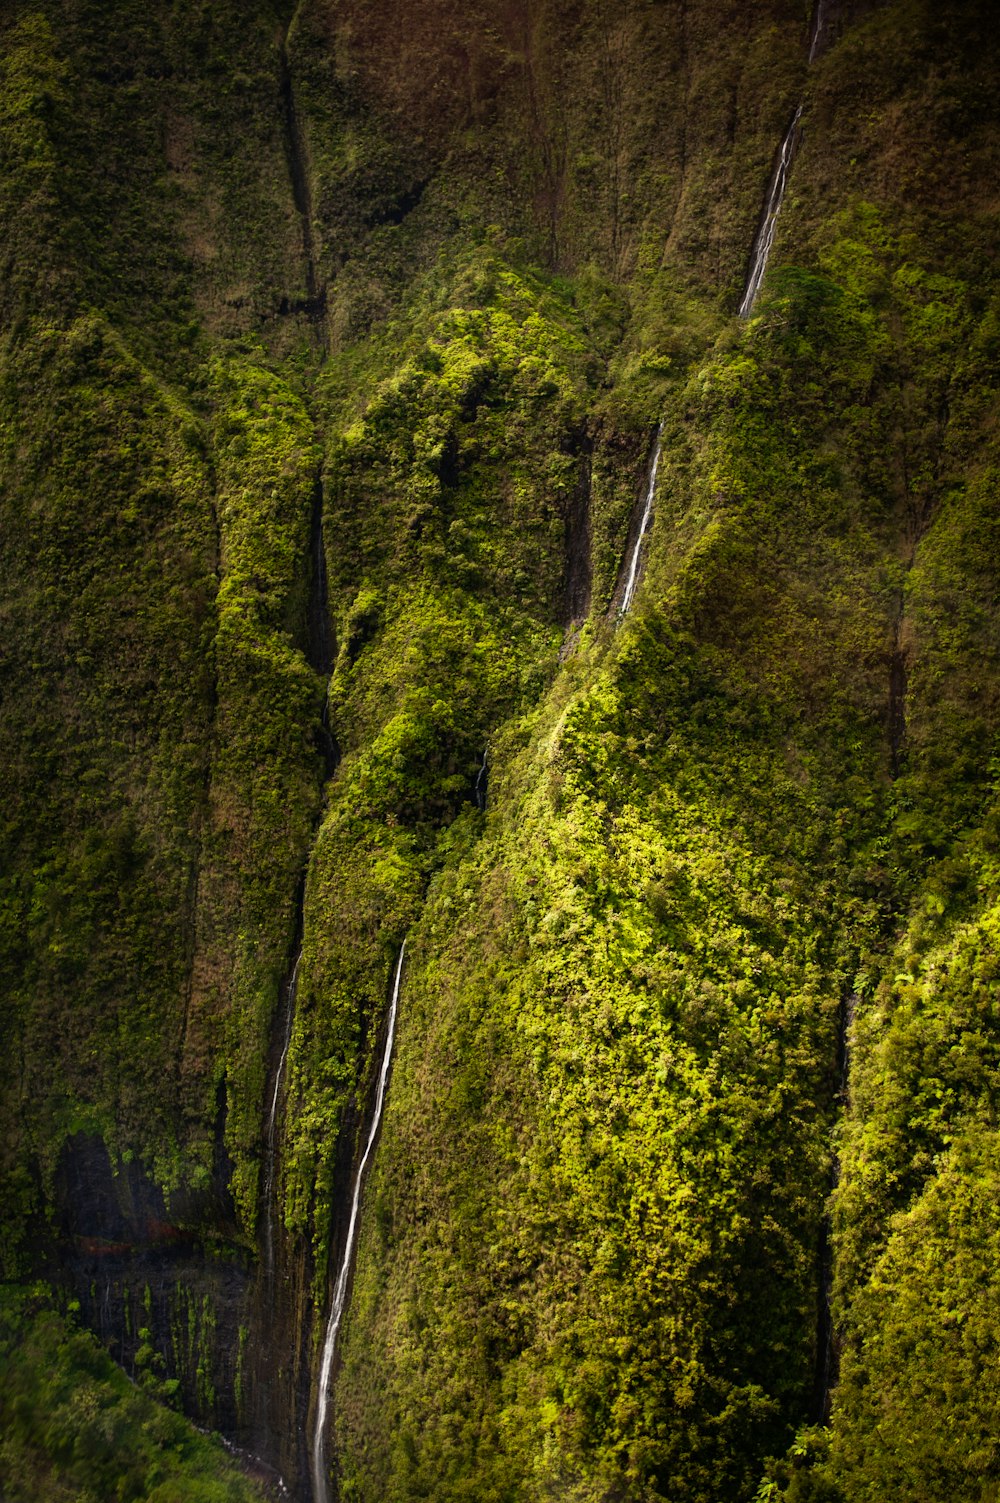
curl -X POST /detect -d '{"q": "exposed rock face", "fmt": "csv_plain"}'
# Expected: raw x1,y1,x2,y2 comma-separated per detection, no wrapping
56,1132,249,1434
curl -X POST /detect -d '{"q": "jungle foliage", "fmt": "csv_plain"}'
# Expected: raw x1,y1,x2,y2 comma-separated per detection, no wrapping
0,1288,268,1502
0,0,998,1498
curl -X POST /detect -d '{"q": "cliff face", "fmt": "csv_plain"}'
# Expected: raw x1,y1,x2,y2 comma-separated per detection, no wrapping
1,1,998,1499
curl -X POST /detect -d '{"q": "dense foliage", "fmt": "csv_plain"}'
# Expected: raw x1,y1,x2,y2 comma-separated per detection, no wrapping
0,1288,268,1502
1,0,998,1498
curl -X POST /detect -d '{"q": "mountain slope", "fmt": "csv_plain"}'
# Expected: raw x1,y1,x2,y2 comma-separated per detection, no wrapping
0,1,998,1500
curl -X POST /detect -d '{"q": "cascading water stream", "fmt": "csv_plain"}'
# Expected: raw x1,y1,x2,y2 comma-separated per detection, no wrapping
738,0,832,317
737,104,803,318
618,424,663,618
808,0,829,63
243,33,341,1488
474,749,488,812
310,942,407,1503
262,956,300,1280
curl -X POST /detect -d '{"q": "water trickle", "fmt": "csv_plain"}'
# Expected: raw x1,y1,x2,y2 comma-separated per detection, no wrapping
738,0,832,318
474,749,488,812
737,104,803,319
618,425,663,618
310,942,407,1503
262,955,300,1280
216,1433,293,1500
808,0,829,63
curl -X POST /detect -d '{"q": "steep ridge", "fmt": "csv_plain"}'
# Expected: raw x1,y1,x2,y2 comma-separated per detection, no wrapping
323,8,1000,1503
1,3,998,1502
243,25,341,1491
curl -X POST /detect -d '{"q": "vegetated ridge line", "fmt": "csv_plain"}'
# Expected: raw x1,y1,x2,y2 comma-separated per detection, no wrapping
310,941,407,1503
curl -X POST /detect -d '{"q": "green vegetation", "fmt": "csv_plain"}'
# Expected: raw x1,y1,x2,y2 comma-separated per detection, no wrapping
0,1288,268,1502
1,0,998,1497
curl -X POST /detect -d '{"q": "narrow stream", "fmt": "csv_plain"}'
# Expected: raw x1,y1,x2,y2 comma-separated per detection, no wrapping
738,0,832,318
809,0,830,63
246,35,340,1493
737,104,803,318
474,749,488,812
618,424,663,618
310,942,407,1503
255,472,335,1331
262,956,300,1282
618,2,834,610
279,39,325,322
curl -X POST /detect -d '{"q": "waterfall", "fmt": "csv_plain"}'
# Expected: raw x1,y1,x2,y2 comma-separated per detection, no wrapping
737,104,803,319
738,0,833,317
262,955,300,1279
808,0,828,63
474,749,488,812
310,942,407,1503
618,425,663,618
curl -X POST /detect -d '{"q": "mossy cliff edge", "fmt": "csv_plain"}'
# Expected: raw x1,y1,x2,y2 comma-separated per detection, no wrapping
0,0,998,1499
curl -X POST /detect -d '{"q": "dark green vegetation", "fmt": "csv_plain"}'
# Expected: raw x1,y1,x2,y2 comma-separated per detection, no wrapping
1,0,998,1499
0,1287,269,1502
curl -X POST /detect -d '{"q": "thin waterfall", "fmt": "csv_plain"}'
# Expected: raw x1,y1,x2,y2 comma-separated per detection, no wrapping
474,749,488,812
808,0,829,63
310,942,407,1503
262,955,300,1279
737,104,803,318
738,0,832,317
619,425,663,617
